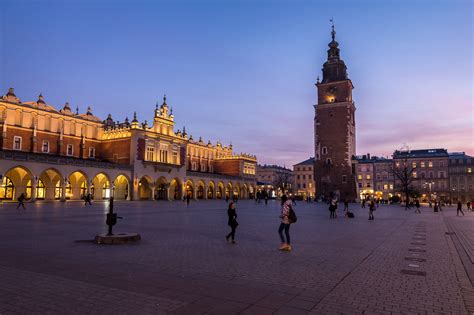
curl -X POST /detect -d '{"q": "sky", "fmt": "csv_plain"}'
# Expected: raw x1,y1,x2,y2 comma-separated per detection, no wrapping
1,0,472,166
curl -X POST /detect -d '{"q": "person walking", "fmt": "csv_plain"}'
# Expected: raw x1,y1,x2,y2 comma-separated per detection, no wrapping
344,199,349,216
84,193,92,206
415,200,421,214
457,201,465,216
186,194,191,206
278,195,293,251
361,199,366,208
369,200,375,220
17,193,26,210
467,201,471,211
225,202,238,244
329,198,337,219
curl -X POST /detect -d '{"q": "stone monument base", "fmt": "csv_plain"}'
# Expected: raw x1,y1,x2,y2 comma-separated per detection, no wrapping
94,233,141,245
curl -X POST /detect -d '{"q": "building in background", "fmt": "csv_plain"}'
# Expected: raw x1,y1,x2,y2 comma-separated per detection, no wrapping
353,154,393,201
293,157,315,199
0,88,257,202
256,164,293,198
314,24,357,201
448,152,474,202
392,149,449,202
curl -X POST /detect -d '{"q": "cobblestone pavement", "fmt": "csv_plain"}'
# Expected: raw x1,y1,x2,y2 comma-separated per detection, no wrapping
0,200,472,314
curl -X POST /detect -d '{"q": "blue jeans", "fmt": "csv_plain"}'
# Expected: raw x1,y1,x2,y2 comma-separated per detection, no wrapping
278,223,290,244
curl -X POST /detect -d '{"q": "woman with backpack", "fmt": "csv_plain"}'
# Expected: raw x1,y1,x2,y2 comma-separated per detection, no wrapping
369,200,375,220
225,202,238,244
278,195,295,251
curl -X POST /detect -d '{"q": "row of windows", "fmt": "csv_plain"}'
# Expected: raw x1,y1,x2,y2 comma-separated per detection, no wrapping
146,146,178,164
190,161,213,173
374,184,394,191
296,174,312,180
450,159,472,165
297,182,313,189
452,184,474,191
295,166,312,171
13,136,95,158
413,171,445,179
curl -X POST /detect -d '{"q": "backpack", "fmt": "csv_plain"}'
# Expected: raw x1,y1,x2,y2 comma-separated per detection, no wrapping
288,207,297,223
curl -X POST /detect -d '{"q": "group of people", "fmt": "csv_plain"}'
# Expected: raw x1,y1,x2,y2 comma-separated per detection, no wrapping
226,194,296,251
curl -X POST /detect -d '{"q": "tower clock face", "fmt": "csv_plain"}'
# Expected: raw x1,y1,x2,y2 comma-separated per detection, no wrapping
327,86,337,94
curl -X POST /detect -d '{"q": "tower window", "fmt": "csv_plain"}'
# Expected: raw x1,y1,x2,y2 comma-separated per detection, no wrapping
342,175,347,183
326,158,332,165
322,147,328,155
89,147,95,158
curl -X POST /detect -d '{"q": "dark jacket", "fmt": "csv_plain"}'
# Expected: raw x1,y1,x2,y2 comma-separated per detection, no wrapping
227,208,238,227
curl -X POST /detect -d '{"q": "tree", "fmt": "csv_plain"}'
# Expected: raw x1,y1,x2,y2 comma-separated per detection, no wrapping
391,157,416,210
273,171,292,196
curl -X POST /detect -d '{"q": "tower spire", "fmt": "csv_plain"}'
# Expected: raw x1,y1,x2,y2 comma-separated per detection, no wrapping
330,18,335,41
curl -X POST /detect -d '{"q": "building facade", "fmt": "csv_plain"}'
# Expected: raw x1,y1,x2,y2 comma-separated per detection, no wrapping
392,149,449,202
293,157,315,199
314,24,357,201
256,164,293,198
0,88,257,201
353,154,393,201
448,152,474,202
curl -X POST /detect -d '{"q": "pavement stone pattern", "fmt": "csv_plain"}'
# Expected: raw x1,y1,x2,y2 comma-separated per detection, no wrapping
0,199,472,314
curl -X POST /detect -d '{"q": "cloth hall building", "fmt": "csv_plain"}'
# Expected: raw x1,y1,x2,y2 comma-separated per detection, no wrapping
0,88,257,202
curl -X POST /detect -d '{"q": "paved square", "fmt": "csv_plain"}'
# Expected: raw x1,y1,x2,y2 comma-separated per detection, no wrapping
0,200,473,314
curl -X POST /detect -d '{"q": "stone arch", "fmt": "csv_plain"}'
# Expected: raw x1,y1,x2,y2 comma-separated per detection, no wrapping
241,184,248,199
185,179,195,199
249,184,256,199
226,182,233,199
196,180,205,200
2,166,33,200
113,174,130,200
156,176,169,200
38,168,63,201
233,183,240,199
91,172,112,200
216,181,224,199
138,175,153,200
170,178,182,200
67,170,88,200
207,181,215,199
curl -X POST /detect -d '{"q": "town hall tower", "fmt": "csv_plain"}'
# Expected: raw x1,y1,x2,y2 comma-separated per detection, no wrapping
314,24,357,200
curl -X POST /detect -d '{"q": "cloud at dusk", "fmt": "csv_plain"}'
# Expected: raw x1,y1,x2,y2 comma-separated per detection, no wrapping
1,0,472,167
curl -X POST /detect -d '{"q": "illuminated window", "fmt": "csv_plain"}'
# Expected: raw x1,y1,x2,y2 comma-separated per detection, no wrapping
389,184,393,189
396,162,400,168
13,136,22,150
366,175,371,180
428,161,433,168
412,162,417,168
383,184,388,190
36,179,45,199
420,161,425,168
42,141,49,153
358,175,362,180
309,183,312,188
146,146,154,161
413,172,417,178
67,144,74,156
468,168,472,173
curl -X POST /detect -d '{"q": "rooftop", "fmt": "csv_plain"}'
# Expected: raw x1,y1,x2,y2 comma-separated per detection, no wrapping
294,157,315,166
